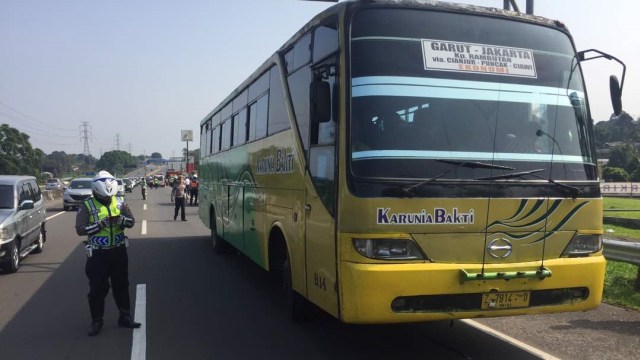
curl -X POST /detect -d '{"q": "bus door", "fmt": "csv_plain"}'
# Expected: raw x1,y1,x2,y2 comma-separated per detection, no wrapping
303,59,339,317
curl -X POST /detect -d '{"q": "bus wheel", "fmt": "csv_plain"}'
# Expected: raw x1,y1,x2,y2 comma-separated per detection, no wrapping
210,214,227,253
282,254,309,321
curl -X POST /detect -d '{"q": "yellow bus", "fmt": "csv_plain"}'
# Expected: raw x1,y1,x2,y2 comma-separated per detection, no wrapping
198,0,625,324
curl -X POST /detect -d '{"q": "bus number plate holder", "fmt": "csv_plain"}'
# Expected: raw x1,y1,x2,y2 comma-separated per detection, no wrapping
481,291,530,309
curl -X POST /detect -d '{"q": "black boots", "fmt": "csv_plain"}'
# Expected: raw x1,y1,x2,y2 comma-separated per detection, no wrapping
88,319,103,336
88,313,140,336
118,312,142,329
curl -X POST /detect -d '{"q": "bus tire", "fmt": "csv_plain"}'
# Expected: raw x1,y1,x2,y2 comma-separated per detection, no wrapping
210,213,228,253
283,254,309,321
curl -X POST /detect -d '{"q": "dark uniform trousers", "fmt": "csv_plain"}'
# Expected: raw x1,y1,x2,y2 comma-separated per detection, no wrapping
174,196,186,220
85,246,131,320
190,188,198,206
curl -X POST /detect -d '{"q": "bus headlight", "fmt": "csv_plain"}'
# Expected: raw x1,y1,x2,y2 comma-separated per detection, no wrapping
353,238,426,260
562,234,602,257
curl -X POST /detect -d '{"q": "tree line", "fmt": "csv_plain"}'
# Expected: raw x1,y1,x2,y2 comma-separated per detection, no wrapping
595,112,640,181
0,124,171,180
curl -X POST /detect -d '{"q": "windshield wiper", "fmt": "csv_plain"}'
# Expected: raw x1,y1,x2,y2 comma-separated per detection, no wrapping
475,168,546,181
402,160,515,195
476,169,583,199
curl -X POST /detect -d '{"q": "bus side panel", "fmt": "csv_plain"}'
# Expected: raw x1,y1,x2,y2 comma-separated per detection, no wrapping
224,184,245,252
243,185,267,267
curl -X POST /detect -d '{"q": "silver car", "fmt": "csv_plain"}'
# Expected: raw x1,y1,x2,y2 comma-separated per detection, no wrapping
0,175,47,274
63,177,93,211
45,178,62,190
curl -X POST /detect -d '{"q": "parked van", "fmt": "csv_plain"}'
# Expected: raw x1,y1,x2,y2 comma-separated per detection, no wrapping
0,176,47,274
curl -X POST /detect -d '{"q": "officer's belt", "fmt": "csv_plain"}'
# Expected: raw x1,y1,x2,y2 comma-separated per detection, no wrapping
87,242,127,250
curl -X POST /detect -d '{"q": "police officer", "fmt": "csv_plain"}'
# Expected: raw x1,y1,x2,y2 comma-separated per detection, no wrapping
141,176,147,200
75,170,141,336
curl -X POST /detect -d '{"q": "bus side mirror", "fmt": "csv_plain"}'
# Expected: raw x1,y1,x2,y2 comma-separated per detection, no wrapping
310,79,331,124
610,75,623,116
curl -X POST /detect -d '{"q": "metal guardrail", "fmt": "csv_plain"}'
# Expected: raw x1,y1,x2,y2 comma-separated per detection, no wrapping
603,238,640,291
603,239,640,266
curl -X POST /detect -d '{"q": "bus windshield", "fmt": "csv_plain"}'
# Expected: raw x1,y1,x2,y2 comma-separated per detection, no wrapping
349,8,596,182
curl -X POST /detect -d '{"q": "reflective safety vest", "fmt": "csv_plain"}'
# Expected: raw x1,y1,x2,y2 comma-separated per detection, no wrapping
84,196,127,248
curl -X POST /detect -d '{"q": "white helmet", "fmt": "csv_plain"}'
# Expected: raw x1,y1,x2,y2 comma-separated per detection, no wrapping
92,170,118,198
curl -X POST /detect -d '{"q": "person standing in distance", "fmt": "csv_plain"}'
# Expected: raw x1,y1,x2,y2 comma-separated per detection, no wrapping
189,174,199,206
141,176,147,200
183,175,191,202
171,175,187,221
75,170,141,336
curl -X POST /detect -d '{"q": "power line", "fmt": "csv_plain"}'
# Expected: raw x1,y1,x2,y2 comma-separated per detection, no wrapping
0,110,77,139
0,101,77,132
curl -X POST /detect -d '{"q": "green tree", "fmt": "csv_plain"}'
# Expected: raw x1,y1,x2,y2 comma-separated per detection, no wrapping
42,151,74,177
608,144,639,174
151,152,162,159
76,153,96,173
95,150,137,177
602,167,630,182
0,124,43,177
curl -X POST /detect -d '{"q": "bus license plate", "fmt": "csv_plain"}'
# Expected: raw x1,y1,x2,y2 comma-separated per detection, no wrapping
481,291,530,309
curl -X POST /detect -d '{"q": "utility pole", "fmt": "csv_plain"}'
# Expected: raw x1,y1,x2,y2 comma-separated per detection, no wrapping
79,121,92,169
115,134,122,151
181,130,193,174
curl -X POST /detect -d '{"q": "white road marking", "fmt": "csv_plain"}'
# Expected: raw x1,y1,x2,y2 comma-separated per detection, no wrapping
46,211,67,221
131,284,146,360
461,319,561,360
141,220,147,235
143,204,147,211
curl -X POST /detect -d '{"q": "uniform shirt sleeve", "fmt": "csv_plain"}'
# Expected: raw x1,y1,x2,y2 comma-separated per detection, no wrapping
121,201,135,220
120,200,136,227
75,204,91,236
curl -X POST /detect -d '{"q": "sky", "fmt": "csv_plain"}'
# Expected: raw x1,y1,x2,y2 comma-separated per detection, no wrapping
1,0,638,157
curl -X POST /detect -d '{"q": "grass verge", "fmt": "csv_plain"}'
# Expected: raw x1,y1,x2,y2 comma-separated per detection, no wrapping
599,219,640,310
603,260,640,311
604,197,640,219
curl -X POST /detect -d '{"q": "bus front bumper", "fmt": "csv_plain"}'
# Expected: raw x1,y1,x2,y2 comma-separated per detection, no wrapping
338,256,605,324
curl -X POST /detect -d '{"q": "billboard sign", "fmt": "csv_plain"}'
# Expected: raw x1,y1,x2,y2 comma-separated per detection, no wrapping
181,130,193,142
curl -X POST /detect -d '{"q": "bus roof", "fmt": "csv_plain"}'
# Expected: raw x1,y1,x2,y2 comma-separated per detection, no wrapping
199,0,570,127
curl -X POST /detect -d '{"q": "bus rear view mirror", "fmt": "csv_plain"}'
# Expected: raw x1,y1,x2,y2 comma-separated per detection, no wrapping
310,80,331,124
610,75,623,116
577,49,625,117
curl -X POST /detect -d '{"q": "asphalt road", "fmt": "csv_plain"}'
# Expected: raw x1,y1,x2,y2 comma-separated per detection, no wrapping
1,187,638,360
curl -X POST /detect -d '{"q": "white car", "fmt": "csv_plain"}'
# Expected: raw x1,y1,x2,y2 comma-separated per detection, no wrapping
63,178,93,211
45,178,62,190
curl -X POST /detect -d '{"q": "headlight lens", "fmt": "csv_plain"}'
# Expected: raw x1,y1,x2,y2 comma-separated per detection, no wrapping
353,238,425,260
562,234,602,257
0,227,9,241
